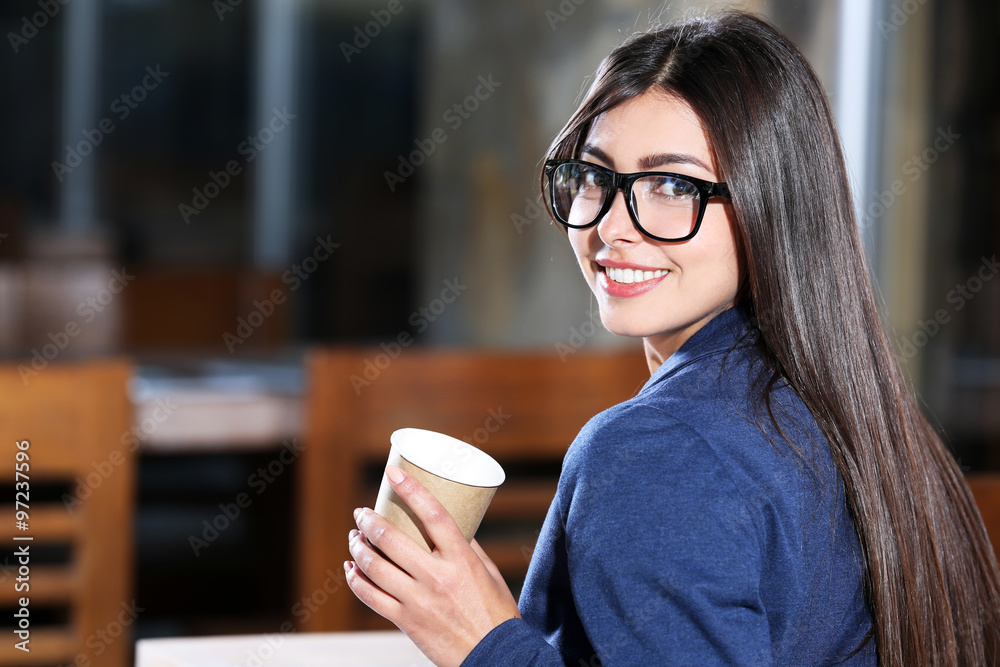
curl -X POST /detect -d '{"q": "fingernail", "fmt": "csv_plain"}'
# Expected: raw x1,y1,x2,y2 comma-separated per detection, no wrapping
343,560,353,573
353,507,362,520
349,529,359,541
386,464,404,484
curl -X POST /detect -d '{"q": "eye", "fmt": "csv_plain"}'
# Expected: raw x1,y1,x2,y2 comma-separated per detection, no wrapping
574,166,607,198
641,175,699,199
579,167,603,190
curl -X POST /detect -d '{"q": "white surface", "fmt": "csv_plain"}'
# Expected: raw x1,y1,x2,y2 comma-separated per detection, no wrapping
136,630,433,667
391,428,505,487
131,361,303,452
133,388,302,452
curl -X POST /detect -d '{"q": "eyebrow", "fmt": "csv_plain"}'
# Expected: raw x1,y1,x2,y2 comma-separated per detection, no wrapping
580,143,713,174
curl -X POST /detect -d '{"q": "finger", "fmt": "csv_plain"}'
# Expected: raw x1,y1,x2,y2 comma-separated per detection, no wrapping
348,527,414,602
470,538,505,584
384,464,467,556
354,507,434,580
343,559,403,623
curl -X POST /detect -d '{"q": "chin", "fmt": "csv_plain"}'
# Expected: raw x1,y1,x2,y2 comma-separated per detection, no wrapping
597,309,663,339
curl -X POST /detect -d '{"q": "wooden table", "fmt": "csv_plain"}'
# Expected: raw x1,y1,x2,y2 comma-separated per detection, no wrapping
136,630,433,666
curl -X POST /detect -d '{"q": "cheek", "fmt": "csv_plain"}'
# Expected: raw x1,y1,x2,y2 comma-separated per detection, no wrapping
568,230,595,273
715,215,743,285
681,219,741,297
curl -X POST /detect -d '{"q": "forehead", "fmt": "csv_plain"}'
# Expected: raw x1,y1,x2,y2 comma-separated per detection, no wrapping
583,91,715,171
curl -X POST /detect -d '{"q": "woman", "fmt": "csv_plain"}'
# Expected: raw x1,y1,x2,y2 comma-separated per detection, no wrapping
346,11,1000,666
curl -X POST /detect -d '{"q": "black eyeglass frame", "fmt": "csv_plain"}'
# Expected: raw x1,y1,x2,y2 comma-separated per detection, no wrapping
543,159,731,243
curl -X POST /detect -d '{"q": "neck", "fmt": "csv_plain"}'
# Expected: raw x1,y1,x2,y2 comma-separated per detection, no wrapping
642,338,670,375
641,303,736,374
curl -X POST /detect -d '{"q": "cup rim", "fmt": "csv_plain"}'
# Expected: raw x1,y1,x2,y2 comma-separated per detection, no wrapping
390,427,506,488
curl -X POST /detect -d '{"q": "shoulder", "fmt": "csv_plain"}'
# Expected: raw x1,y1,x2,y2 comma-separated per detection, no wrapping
561,398,762,550
554,398,767,629
563,399,716,481
561,348,790,500
557,352,835,543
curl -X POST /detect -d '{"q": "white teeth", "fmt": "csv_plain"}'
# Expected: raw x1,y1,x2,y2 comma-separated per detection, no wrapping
604,267,666,284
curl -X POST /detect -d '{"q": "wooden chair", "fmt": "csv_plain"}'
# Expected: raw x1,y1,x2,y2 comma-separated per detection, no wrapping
0,360,133,666
297,347,650,632
967,473,1000,559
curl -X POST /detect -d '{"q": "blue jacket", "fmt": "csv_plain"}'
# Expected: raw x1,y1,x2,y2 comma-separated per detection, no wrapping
464,306,875,665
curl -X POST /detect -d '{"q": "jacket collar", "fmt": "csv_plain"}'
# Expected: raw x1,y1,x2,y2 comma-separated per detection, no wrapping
641,304,755,392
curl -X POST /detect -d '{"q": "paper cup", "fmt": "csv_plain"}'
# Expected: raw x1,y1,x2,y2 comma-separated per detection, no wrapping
373,428,505,552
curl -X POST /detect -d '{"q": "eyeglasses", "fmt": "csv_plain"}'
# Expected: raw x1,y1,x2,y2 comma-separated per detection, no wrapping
543,159,730,242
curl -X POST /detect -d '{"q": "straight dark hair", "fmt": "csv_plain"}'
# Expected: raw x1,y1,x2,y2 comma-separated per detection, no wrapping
542,11,1000,666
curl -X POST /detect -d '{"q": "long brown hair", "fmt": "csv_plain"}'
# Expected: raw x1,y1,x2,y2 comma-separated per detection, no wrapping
542,11,1000,665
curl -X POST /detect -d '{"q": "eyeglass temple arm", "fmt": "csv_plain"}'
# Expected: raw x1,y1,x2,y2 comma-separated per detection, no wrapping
710,182,731,199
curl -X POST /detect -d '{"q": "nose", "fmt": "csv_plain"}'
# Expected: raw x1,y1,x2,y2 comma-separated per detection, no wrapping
596,188,642,246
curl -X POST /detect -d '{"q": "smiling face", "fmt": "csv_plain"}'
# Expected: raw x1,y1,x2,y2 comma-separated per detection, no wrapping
567,90,742,370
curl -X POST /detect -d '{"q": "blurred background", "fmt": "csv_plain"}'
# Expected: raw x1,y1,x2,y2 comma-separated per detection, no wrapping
0,0,998,662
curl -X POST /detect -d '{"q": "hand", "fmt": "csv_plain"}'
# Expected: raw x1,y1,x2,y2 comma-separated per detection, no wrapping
346,464,521,667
